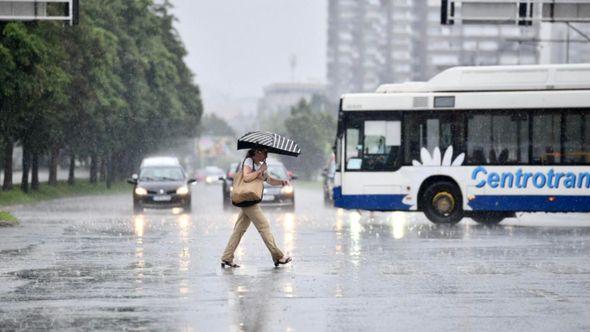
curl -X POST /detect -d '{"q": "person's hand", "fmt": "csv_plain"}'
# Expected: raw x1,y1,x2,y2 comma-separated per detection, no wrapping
281,180,291,187
259,163,268,173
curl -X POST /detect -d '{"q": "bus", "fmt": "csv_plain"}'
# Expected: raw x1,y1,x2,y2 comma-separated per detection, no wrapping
332,64,590,224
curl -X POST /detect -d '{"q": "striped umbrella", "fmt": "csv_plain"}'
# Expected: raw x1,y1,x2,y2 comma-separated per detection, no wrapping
237,131,301,157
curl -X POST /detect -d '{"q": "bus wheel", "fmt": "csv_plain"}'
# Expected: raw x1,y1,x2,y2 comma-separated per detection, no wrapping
470,212,513,225
422,181,463,224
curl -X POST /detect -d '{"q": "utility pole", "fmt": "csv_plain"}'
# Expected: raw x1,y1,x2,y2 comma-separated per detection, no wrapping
289,54,297,82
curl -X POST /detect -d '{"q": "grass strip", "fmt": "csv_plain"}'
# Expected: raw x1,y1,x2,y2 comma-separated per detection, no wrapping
0,181,129,208
0,211,18,226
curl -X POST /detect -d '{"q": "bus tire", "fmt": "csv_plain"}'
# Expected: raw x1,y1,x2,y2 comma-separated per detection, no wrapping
422,181,463,224
470,212,513,225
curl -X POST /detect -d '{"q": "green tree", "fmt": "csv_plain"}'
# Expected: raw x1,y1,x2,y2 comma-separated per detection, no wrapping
0,0,203,193
200,114,236,137
283,96,336,180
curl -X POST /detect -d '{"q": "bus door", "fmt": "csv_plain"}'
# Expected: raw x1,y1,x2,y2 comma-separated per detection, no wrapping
338,112,405,210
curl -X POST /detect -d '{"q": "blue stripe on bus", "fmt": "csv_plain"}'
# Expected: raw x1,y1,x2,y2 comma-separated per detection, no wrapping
332,187,411,211
468,195,590,212
334,186,590,212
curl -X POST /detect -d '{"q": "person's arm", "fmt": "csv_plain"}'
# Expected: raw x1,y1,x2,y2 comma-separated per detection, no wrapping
267,175,289,187
243,162,267,182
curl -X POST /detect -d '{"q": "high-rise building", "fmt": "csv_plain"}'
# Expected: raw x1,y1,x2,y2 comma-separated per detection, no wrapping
327,0,387,99
327,0,541,98
413,1,540,81
540,23,590,64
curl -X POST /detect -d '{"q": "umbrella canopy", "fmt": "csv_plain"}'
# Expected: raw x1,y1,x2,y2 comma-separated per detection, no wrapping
237,131,301,157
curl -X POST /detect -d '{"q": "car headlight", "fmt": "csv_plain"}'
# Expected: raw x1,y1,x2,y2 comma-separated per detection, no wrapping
176,185,189,195
281,185,294,195
135,187,148,196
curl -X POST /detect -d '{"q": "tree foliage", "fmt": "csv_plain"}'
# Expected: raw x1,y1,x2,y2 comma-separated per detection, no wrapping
200,114,236,137
282,96,336,180
0,0,203,191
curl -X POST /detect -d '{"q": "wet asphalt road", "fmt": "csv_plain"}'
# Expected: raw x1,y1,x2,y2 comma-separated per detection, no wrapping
1,183,590,331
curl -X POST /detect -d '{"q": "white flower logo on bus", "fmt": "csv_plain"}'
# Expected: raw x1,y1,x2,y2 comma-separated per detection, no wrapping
411,146,465,167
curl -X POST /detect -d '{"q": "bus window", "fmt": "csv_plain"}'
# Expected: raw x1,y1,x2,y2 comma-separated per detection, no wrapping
467,114,491,164
533,113,562,164
467,112,529,165
404,112,464,165
363,120,401,171
563,112,590,164
346,128,361,170
586,113,590,162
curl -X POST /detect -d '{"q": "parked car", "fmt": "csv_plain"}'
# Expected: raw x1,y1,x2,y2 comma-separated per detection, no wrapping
204,166,225,184
222,159,296,210
127,157,196,213
322,154,336,206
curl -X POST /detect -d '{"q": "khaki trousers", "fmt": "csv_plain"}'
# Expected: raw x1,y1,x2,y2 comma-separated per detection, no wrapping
221,204,284,262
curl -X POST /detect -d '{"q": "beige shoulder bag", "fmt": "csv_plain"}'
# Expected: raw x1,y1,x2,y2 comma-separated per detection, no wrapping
231,159,264,207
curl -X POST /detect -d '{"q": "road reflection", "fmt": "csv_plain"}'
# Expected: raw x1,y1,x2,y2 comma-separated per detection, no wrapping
389,212,407,239
348,211,364,267
177,213,192,297
278,212,296,255
132,212,194,297
132,214,146,294
225,270,283,332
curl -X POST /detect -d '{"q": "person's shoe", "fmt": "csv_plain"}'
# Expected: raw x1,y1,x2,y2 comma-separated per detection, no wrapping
221,260,240,268
274,256,292,268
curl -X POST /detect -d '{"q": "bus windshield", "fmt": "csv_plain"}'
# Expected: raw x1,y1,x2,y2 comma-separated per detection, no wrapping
345,113,401,171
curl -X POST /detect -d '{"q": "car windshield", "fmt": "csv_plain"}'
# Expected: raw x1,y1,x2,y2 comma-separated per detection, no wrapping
140,167,184,182
267,164,288,180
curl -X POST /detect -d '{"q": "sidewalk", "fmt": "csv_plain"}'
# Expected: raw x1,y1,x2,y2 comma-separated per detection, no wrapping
1,167,90,185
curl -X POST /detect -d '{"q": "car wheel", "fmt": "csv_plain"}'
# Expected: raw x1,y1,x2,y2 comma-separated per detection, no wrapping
422,181,463,224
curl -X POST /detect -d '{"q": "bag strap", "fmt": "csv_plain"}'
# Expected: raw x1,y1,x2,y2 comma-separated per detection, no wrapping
241,157,247,171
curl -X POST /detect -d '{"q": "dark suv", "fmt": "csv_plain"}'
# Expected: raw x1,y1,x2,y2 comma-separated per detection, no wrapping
128,157,196,213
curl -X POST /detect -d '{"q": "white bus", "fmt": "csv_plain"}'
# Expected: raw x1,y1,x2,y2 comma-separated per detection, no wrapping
333,64,590,224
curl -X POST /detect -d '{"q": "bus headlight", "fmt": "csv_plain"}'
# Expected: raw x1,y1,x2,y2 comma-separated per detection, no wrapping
281,185,294,195
177,186,189,195
135,187,148,196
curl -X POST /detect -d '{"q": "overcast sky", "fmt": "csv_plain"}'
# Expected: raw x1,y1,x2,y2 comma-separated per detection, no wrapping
170,0,327,113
